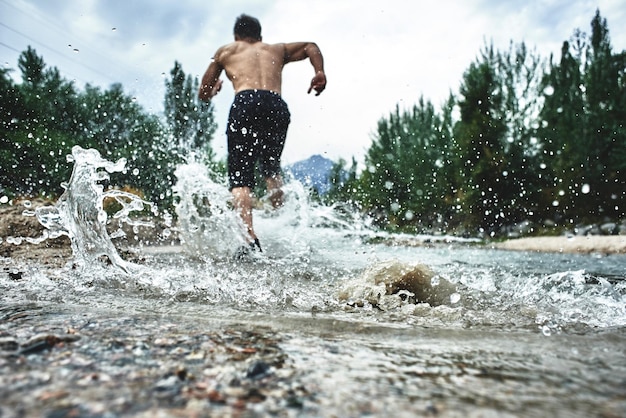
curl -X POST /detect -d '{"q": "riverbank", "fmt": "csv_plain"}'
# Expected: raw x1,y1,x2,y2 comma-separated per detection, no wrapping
492,235,626,254
2,200,626,263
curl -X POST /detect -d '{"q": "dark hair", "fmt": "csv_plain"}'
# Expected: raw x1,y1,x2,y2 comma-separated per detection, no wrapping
234,14,262,40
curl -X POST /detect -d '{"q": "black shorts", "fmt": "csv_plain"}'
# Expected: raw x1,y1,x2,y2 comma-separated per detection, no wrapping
227,90,291,190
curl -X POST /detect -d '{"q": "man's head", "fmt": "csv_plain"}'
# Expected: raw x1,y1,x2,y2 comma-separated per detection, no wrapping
234,14,262,41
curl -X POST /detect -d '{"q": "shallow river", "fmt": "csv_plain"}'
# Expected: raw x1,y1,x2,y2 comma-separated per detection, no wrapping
1,151,625,417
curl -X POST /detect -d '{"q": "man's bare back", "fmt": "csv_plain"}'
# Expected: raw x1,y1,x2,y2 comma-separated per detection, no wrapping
214,40,286,94
199,39,325,101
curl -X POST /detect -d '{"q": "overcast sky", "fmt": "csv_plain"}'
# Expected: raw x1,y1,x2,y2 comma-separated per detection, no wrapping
1,0,625,165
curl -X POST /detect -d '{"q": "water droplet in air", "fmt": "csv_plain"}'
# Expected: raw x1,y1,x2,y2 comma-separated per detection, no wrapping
450,293,461,304
581,184,590,194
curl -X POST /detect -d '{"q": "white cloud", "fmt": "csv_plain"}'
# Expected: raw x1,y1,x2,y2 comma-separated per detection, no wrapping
1,0,624,164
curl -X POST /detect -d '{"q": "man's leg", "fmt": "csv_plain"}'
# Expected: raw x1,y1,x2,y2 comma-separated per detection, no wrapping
265,174,284,209
231,186,257,241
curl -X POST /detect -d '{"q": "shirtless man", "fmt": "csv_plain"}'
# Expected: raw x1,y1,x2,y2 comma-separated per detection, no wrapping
198,14,326,255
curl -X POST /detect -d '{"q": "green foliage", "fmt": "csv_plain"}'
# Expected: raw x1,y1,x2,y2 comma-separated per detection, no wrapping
325,157,361,204
0,48,219,213
357,97,453,230
454,42,545,233
582,11,625,220
77,82,177,205
164,61,217,163
538,9,625,224
1,47,80,196
337,9,623,236
2,9,623,238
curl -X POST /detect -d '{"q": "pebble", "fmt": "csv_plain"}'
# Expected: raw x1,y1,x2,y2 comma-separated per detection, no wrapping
0,305,300,417
0,337,19,351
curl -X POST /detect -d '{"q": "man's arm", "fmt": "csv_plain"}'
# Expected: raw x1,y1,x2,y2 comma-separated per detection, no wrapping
198,57,224,102
283,42,326,95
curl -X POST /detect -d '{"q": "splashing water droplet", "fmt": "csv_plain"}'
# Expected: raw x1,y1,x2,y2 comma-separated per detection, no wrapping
33,146,151,273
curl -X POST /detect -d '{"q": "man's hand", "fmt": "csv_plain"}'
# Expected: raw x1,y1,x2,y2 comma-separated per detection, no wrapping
199,78,223,102
211,79,223,98
308,71,326,96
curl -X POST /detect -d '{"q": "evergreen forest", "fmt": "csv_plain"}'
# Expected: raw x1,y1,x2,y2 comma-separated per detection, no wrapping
1,10,624,238
327,10,625,236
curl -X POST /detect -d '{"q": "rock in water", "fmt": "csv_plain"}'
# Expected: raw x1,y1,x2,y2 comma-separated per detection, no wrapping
338,260,456,307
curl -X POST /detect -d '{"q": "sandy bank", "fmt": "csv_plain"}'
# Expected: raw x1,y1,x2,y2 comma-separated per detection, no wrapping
493,235,626,254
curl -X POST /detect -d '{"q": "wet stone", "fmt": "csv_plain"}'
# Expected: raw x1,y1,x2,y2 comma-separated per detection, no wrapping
246,360,271,380
0,307,311,416
0,337,19,352
19,334,80,356
7,269,23,280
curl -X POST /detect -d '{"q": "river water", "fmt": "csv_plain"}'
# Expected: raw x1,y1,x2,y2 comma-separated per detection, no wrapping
1,147,625,417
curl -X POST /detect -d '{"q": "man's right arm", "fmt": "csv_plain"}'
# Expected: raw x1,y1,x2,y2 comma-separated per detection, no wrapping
283,42,326,95
199,53,224,102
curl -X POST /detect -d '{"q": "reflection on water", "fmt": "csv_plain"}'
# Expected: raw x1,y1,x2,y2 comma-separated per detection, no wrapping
1,148,625,416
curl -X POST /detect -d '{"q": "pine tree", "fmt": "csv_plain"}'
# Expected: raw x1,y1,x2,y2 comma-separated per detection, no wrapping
360,97,448,230
163,61,216,161
582,10,625,220
539,10,625,224
454,43,543,234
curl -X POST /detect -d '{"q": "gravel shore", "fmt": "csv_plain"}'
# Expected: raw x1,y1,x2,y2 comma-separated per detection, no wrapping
2,198,625,266
493,235,626,254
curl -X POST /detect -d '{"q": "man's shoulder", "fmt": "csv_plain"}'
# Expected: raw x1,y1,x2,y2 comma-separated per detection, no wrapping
212,42,240,63
216,42,238,53
215,41,285,62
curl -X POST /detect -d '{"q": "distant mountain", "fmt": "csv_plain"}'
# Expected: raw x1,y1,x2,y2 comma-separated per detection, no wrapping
286,154,336,195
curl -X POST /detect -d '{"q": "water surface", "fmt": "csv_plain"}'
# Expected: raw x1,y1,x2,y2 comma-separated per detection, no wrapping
1,150,625,416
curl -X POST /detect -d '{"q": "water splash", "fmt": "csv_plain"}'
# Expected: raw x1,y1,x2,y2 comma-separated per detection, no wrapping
171,162,368,262
3,147,624,331
34,146,152,273
172,161,246,260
